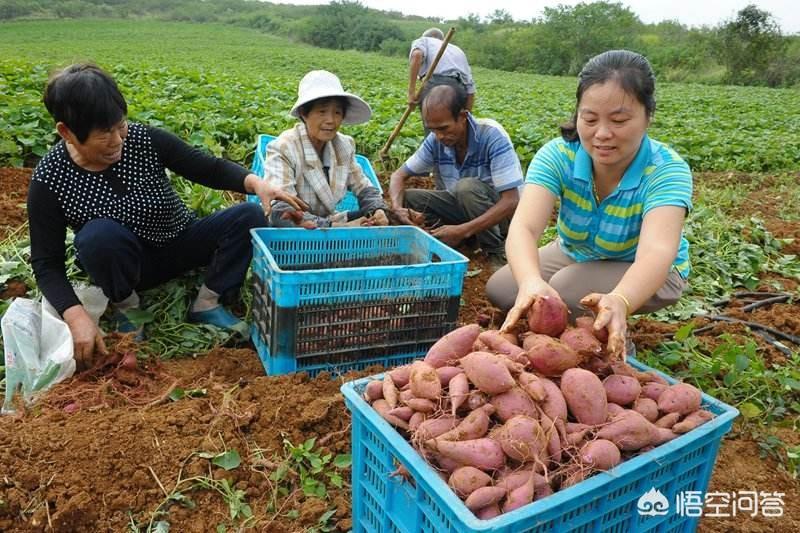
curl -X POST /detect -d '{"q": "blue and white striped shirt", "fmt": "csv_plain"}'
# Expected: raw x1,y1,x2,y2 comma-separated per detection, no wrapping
403,114,523,194
526,135,693,278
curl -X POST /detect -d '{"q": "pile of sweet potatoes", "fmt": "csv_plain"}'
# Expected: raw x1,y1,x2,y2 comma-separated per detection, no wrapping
362,302,715,519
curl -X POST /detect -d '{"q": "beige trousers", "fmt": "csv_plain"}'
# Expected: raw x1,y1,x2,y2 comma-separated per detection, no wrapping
485,240,688,319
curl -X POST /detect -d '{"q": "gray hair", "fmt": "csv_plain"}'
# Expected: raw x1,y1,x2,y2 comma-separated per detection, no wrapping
422,27,444,40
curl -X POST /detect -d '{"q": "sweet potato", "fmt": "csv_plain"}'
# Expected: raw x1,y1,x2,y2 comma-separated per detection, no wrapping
478,330,527,364
501,331,520,346
410,361,442,401
438,405,494,441
494,415,548,462
672,409,714,434
475,503,502,520
503,472,535,512
603,374,642,406
467,390,488,411
539,377,568,422
633,397,660,423
527,338,583,376
436,366,463,387
575,316,609,343
606,403,625,418
579,439,621,470
387,406,414,421
449,372,470,416
522,332,552,351
382,374,399,409
426,437,506,472
490,387,538,422
388,365,412,388
409,411,427,432
565,428,591,446
651,426,679,446
495,469,533,491
654,412,681,429
465,486,507,511
595,410,654,451
448,466,492,498
461,351,516,395
414,416,458,442
372,399,410,430
424,324,482,368
566,422,592,434
527,296,569,337
518,372,547,402
560,368,608,425
657,383,702,415
641,382,668,402
406,398,436,413
363,380,384,402
538,412,563,463
560,327,603,357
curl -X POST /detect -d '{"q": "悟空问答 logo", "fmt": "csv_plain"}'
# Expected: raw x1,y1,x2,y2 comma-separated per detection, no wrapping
637,487,669,516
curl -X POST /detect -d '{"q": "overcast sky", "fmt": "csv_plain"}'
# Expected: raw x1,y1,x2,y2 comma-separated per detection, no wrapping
273,0,799,35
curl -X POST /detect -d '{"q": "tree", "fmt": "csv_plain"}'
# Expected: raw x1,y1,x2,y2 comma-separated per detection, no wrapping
531,1,642,75
717,4,786,86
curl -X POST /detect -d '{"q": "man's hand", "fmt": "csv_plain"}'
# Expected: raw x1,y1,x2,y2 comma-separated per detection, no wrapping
63,305,108,371
390,207,425,227
431,224,470,247
245,174,309,215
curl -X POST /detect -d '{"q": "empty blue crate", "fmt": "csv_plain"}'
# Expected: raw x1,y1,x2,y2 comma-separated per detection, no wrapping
247,133,382,212
341,357,739,533
250,226,468,376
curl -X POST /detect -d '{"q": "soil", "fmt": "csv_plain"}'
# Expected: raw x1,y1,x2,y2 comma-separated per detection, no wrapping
1,169,798,531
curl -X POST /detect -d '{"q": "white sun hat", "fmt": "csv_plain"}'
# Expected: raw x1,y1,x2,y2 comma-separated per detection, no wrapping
289,70,372,125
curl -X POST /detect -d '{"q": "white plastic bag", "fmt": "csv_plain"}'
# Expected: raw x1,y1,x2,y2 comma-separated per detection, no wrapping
2,285,108,414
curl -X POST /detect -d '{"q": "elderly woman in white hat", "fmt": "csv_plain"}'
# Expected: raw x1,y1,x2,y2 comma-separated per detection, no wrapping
265,70,388,228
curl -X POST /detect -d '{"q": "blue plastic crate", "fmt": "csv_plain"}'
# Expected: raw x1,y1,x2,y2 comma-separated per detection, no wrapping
341,357,739,533
247,133,382,212
250,226,468,376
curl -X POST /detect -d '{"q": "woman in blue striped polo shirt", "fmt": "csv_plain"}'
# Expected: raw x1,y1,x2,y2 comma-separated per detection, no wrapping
488,50,692,359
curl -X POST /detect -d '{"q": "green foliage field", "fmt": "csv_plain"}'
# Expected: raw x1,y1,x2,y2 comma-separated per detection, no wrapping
1,19,800,173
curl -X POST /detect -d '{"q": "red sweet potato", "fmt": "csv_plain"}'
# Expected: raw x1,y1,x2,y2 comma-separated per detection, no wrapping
372,399,410,430
560,327,603,357
672,409,714,434
461,351,516,395
387,405,414,421
382,374,399,409
595,410,654,451
518,372,547,402
522,332,552,351
409,411,427,432
633,397,660,423
424,324,482,368
560,368,608,425
579,439,621,470
537,411,564,464
490,386,538,422
475,503,502,520
527,338,582,376
465,486,507,512
363,380,384,402
641,382,668,402
438,405,494,441
657,383,702,415
539,377,568,422
436,366,463,387
494,415,548,463
478,330,527,364
448,466,492,498
527,296,569,337
606,402,625,418
467,390,488,411
426,437,506,472
406,398,436,413
449,372,470,416
654,412,681,429
575,316,609,343
503,472,535,512
603,374,642,406
409,361,442,401
414,416,459,442
388,365,412,388
651,426,679,446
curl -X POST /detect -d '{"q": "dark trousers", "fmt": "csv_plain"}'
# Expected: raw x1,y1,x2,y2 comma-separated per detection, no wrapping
74,203,267,303
404,178,509,255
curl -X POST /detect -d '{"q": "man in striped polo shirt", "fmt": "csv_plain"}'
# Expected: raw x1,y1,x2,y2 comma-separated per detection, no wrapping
389,80,522,269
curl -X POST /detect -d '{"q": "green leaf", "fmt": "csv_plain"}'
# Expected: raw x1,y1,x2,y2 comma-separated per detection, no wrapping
333,454,352,469
168,388,186,401
465,269,482,278
153,521,170,533
212,450,241,471
674,323,695,342
734,353,750,372
739,402,762,419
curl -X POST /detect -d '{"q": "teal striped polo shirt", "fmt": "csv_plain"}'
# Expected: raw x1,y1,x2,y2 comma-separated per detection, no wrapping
526,135,693,278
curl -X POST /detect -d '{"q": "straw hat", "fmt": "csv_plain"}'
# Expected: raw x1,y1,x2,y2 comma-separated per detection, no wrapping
289,70,371,125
